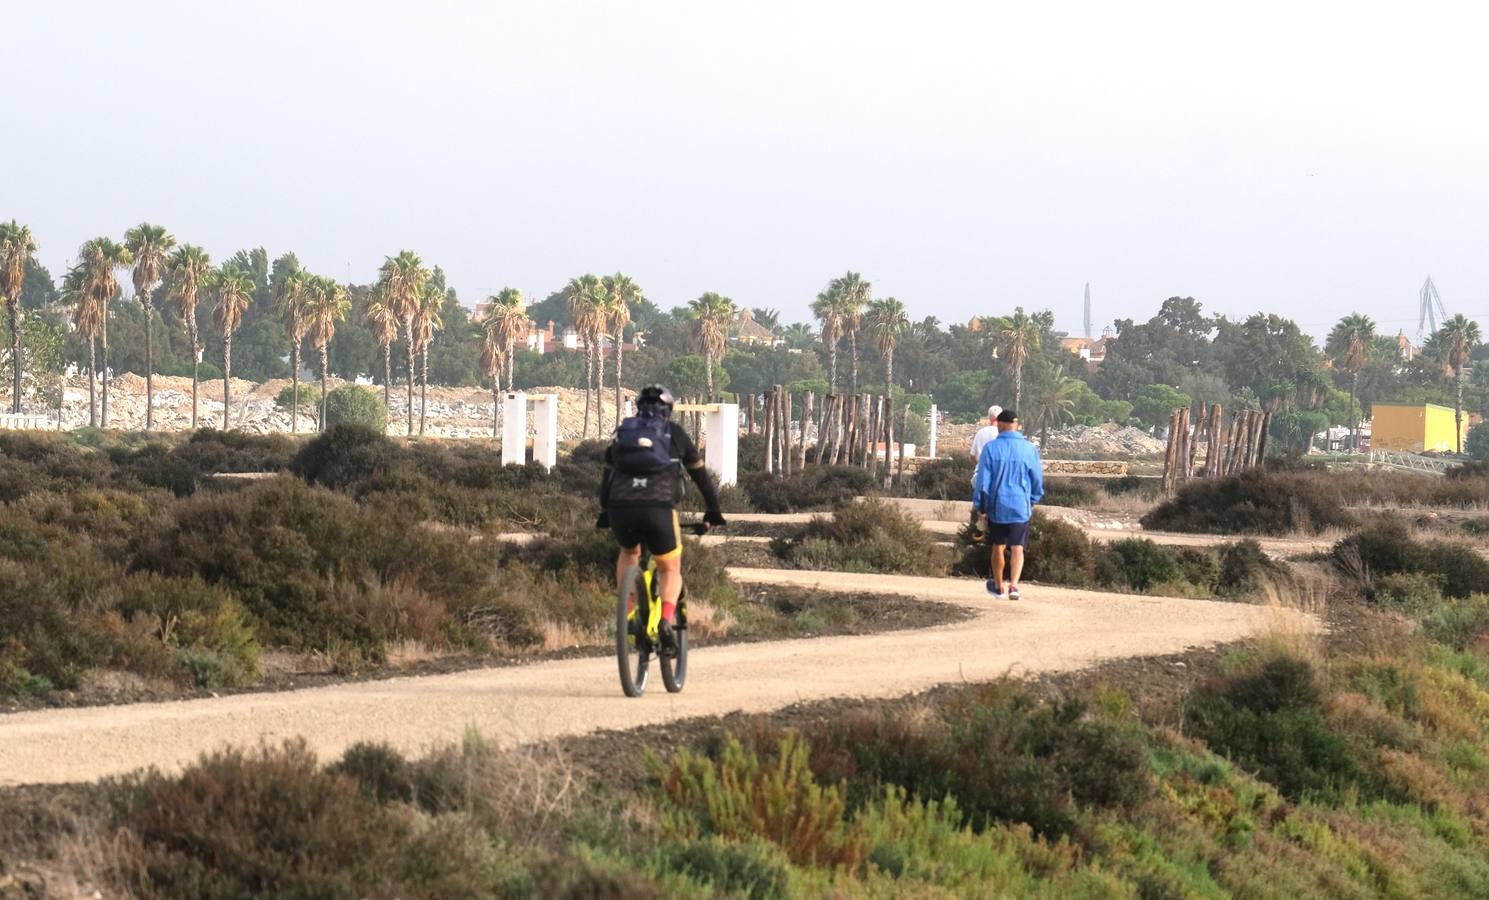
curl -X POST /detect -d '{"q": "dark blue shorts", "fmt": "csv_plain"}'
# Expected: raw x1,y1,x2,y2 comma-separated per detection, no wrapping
988,521,1030,548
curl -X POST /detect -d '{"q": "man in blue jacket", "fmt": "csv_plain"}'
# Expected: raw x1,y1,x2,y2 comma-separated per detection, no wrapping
971,408,1044,599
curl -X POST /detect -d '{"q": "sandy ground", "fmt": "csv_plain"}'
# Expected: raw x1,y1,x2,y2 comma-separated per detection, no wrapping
0,568,1313,787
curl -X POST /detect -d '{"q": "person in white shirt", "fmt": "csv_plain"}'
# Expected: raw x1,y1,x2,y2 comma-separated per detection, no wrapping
969,404,1002,532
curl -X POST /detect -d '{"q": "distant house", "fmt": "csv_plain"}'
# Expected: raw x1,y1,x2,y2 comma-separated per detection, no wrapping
1370,402,1466,453
1059,335,1107,371
1394,331,1420,362
734,309,778,346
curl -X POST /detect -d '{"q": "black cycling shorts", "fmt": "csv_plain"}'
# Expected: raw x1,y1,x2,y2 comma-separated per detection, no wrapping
609,506,683,559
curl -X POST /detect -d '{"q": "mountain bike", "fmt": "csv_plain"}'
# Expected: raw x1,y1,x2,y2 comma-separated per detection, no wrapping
616,523,709,697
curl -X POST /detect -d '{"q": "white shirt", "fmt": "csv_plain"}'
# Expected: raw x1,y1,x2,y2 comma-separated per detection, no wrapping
971,425,1000,461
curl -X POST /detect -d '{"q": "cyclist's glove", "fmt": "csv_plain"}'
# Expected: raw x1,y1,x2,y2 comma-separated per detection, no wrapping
595,511,610,530
704,509,727,528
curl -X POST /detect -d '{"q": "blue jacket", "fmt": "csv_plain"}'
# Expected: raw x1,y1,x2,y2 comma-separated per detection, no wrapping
972,431,1044,523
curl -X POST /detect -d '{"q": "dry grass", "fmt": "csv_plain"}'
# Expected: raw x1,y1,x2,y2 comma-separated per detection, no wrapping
1255,575,1328,664
384,640,454,668
538,621,607,652
683,599,737,641
1091,488,1160,517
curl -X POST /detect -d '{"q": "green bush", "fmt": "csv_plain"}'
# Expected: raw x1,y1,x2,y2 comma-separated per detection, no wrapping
1102,538,1179,591
659,837,793,900
323,385,388,432
1141,469,1354,536
742,465,875,513
1333,519,1489,599
909,456,973,501
773,498,947,575
1217,539,1289,596
276,383,320,411
291,425,400,491
1421,595,1489,650
1040,478,1098,508
954,511,1096,586
1185,654,1362,802
1466,423,1489,460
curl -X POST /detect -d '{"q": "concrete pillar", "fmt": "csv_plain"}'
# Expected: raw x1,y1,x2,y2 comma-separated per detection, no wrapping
531,393,558,471
928,404,938,458
703,402,739,486
502,392,527,466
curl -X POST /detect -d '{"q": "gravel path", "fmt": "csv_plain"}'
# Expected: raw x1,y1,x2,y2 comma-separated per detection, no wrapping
0,569,1313,787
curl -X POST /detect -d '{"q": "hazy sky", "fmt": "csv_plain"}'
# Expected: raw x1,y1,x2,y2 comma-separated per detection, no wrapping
8,1,1488,340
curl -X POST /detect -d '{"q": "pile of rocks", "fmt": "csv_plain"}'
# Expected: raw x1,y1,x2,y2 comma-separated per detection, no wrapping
1041,423,1164,457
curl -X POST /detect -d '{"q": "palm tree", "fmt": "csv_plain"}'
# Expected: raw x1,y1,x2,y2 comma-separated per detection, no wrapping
995,308,1041,412
272,253,311,433
865,297,910,487
831,272,870,394
60,265,100,426
1433,314,1482,453
688,292,736,400
377,251,430,436
782,322,816,351
212,262,254,429
364,289,399,410
77,237,133,427
1026,362,1081,448
412,284,444,436
305,275,351,430
165,244,212,427
564,274,606,436
811,291,843,390
480,333,503,436
483,288,529,393
752,307,782,332
0,221,37,413
604,274,641,418
1325,313,1377,452
123,223,176,430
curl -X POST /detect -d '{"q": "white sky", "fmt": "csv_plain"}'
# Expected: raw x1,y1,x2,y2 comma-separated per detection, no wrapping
7,0,1488,339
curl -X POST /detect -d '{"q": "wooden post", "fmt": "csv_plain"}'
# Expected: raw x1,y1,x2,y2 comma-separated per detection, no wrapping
1226,411,1246,475
1257,411,1271,466
782,388,794,475
897,403,910,482
762,390,775,474
1207,403,1225,476
798,391,814,470
773,385,787,474
1162,408,1180,492
1185,403,1205,482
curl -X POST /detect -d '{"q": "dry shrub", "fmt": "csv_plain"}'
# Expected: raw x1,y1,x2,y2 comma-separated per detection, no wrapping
1142,469,1354,536
773,497,948,575
683,599,737,642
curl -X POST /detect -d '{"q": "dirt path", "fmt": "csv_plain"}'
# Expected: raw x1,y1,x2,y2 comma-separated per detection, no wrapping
0,569,1312,788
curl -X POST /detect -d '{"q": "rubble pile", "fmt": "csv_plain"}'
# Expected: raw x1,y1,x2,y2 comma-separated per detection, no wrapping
33,374,624,440
1040,423,1165,457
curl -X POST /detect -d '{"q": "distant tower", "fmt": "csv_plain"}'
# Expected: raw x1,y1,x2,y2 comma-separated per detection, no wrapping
1083,283,1092,339
1419,276,1447,337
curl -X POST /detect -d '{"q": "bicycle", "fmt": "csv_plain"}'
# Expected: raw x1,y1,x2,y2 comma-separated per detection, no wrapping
616,522,709,697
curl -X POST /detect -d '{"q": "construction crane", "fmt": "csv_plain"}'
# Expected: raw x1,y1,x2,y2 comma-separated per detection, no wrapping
1419,276,1447,337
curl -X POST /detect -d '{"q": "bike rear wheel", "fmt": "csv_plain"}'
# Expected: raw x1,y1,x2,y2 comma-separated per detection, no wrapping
616,565,651,697
660,615,687,693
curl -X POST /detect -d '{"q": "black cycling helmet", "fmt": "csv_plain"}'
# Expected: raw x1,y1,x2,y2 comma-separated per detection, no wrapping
637,385,675,419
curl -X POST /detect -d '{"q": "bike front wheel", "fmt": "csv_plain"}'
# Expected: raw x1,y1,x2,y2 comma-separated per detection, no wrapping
616,565,651,697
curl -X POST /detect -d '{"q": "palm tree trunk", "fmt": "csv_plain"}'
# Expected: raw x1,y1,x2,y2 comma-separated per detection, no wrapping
506,338,516,393
582,342,593,437
404,317,416,437
492,378,499,438
189,321,199,430
828,344,838,393
290,340,300,434
614,329,624,422
100,313,109,428
705,352,715,399
9,300,21,414
222,330,232,430
1457,370,1466,453
883,349,895,489
1014,365,1023,413
596,335,607,435
87,339,97,428
419,345,429,436
321,345,329,430
142,297,154,430
1349,371,1360,452
849,333,859,395
382,342,392,412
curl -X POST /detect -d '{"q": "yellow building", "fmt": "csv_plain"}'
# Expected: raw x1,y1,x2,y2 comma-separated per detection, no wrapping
1370,402,1468,453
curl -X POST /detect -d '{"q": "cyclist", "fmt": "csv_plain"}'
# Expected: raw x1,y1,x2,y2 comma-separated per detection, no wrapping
596,385,726,650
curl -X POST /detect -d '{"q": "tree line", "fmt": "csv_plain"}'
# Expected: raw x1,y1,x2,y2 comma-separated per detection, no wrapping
3,219,1486,451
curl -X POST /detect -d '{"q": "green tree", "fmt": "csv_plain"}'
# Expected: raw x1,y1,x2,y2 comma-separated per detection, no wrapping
377,251,430,436
1133,384,1192,429
412,283,445,435
76,237,132,426
363,288,399,409
0,221,38,413
1466,422,1489,460
212,262,254,429
865,296,910,485
305,276,351,430
483,288,530,394
810,289,843,391
830,271,870,394
1325,313,1377,451
271,253,311,433
565,274,607,435
994,308,1041,412
604,273,642,413
688,292,736,400
165,244,212,427
1429,314,1482,453
1025,361,1081,447
660,354,725,401
1210,314,1322,412
124,223,176,429
20,258,57,311
782,322,816,351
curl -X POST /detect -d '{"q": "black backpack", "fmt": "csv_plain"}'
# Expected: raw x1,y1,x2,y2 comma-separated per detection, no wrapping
611,415,674,474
